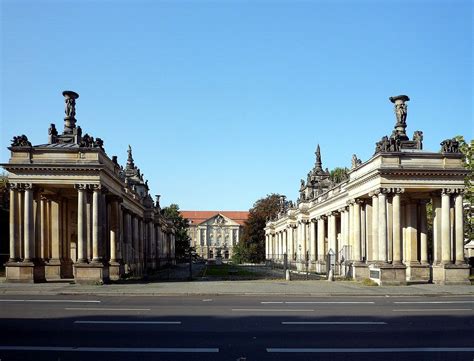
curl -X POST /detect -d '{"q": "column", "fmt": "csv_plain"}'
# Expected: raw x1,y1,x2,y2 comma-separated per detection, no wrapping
283,230,288,255
76,185,87,263
348,202,354,258
371,192,379,262
310,220,316,261
392,190,403,264
454,191,464,264
8,184,18,261
317,217,325,261
110,199,119,262
50,198,61,262
328,213,337,255
288,226,294,259
23,184,34,262
441,189,451,264
353,200,361,262
365,202,373,262
419,200,429,264
432,195,442,264
92,185,101,262
378,190,388,263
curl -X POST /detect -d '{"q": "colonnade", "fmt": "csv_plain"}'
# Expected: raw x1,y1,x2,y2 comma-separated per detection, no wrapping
266,187,466,283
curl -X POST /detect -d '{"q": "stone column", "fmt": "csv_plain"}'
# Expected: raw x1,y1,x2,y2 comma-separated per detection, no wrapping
283,230,288,256
378,190,388,263
432,195,442,264
353,200,361,262
8,184,18,261
441,189,451,264
454,191,464,264
365,202,373,262
328,213,337,255
348,202,354,258
310,219,317,261
288,226,294,259
23,184,34,262
76,184,87,263
91,185,101,262
371,191,379,262
392,189,403,265
317,217,325,261
110,199,119,262
419,200,429,265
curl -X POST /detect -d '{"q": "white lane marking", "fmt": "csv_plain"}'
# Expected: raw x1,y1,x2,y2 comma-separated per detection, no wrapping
74,321,181,325
0,299,100,303
392,309,472,312
267,347,474,353
261,301,374,304
394,301,474,304
0,346,218,353
232,309,314,312
281,321,387,325
65,308,150,311
202,299,213,302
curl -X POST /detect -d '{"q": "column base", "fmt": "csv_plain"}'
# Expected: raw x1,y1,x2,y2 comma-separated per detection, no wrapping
109,261,125,281
316,261,326,274
368,263,406,285
5,261,46,283
61,258,74,279
406,263,430,283
73,262,109,284
352,262,369,280
432,263,470,285
45,259,62,280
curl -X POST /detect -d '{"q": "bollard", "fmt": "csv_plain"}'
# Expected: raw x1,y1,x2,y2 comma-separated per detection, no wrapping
328,269,335,281
286,269,291,281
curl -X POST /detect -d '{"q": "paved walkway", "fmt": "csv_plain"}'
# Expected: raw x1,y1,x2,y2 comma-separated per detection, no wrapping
0,278,472,297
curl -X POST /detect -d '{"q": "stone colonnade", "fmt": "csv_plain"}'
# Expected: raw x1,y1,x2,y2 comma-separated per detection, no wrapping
6,182,175,283
266,187,468,284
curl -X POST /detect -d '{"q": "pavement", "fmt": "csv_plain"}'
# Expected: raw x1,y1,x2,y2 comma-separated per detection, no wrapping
0,277,473,297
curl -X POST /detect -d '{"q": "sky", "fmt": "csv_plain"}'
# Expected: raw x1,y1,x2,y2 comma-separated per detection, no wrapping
1,0,472,211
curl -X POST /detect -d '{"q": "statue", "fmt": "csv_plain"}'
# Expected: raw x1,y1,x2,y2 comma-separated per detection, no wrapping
394,102,407,125
65,97,75,118
94,137,104,149
351,154,362,169
11,134,31,147
80,133,94,147
440,138,460,153
413,130,423,149
48,123,58,144
300,179,305,191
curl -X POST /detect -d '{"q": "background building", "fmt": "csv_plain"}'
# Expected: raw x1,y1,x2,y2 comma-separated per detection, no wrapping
181,211,248,260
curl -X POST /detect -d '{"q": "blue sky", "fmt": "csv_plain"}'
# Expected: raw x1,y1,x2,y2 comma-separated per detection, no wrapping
1,0,472,211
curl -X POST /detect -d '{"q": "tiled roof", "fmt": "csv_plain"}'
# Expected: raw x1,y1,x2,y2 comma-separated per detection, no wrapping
180,211,249,226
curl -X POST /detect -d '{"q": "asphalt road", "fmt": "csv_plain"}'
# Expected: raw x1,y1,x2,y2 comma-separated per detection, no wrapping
0,294,473,361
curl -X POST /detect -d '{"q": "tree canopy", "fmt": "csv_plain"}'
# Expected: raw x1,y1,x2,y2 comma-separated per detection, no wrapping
455,136,473,242
235,193,281,263
161,204,191,260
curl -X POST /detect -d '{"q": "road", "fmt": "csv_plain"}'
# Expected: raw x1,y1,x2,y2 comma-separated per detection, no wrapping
0,294,472,360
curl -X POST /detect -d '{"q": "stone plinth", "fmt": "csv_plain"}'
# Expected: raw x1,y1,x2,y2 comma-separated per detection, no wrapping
316,261,326,274
73,262,109,284
432,263,470,285
406,263,430,283
109,261,124,281
352,262,369,280
369,264,406,285
5,261,46,283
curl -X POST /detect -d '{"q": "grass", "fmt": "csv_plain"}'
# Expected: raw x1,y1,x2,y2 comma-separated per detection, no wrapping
360,278,379,286
204,264,256,277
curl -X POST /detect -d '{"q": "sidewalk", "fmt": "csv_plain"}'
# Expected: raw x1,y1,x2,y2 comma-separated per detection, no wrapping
0,278,472,297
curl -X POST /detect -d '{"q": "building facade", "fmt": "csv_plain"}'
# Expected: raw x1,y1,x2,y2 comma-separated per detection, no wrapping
2,91,175,283
181,211,248,260
265,95,470,285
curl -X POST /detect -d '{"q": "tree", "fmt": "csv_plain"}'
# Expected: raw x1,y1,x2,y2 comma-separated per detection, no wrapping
329,167,349,184
161,204,191,261
238,193,281,263
455,136,473,243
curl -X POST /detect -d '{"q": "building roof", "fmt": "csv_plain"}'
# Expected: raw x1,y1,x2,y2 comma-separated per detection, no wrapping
180,211,249,226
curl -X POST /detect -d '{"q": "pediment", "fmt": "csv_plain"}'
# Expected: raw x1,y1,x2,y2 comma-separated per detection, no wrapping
198,213,240,227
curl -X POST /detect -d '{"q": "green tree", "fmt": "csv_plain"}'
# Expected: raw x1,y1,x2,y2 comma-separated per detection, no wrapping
161,204,191,261
238,193,281,263
455,136,473,242
329,167,349,184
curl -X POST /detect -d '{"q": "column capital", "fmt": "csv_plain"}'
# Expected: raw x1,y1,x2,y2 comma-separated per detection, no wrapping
317,215,327,221
75,183,88,191
338,207,347,213
346,199,355,205
441,188,459,195
369,189,380,197
354,198,364,205
7,182,20,190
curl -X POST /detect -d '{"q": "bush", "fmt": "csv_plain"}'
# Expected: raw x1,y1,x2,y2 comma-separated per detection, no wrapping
361,278,378,286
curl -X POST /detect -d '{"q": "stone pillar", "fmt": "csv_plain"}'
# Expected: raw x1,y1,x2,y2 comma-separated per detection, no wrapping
360,205,366,261
353,200,361,262
432,195,442,264
328,213,337,255
441,189,451,264
8,184,18,261
288,226,294,259
404,201,418,265
365,202,373,262
419,200,429,265
371,191,379,262
76,185,87,262
110,199,118,262
310,219,316,261
23,184,34,262
317,217,325,261
348,202,354,259
91,185,101,262
454,191,464,265
378,190,388,263
392,190,403,265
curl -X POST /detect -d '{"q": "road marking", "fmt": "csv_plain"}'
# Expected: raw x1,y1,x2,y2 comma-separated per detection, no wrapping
392,309,472,312
267,347,474,353
65,308,150,311
232,309,313,312
0,346,218,353
202,299,213,302
261,301,374,304
74,321,181,325
394,301,474,304
0,299,100,303
281,321,387,325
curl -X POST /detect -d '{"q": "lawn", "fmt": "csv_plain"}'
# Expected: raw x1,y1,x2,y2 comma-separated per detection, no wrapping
203,264,256,277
